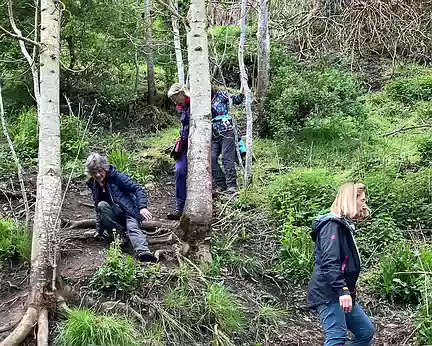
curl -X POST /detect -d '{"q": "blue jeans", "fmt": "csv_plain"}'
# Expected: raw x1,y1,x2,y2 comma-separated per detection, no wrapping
316,301,375,346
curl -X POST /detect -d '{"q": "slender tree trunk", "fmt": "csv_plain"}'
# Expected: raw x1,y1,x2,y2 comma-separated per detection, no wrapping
0,84,30,227
238,0,253,187
134,0,141,97
256,0,269,136
181,0,212,262
170,0,185,84
144,0,156,104
1,1,61,344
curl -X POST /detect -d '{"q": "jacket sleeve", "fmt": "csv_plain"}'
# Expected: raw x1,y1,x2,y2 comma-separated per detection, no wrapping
319,221,350,297
115,171,148,209
230,93,245,105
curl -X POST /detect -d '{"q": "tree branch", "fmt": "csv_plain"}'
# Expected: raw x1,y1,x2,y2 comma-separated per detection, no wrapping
382,124,432,137
0,25,41,48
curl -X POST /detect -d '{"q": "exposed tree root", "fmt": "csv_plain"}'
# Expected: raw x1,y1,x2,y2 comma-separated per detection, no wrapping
101,301,146,325
0,320,20,334
62,218,179,232
36,309,48,346
0,306,38,346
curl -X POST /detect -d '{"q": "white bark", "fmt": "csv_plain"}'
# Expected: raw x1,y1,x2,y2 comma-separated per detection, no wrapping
238,0,253,187
1,1,61,345
170,0,185,84
256,0,269,133
144,0,156,105
0,84,30,227
183,0,212,246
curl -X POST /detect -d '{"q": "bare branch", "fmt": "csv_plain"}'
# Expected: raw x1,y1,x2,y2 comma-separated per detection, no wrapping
0,25,41,48
382,124,432,137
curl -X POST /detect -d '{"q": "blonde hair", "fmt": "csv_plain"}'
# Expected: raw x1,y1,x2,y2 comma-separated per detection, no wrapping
331,183,369,219
167,83,189,98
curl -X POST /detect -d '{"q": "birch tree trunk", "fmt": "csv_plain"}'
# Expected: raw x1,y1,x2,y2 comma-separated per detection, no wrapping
256,0,269,135
238,0,253,187
144,0,156,104
1,1,61,344
181,0,212,262
170,0,185,84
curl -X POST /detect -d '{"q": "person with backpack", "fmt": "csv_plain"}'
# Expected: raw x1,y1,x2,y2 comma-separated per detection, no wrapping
307,183,375,346
85,153,157,262
211,87,245,194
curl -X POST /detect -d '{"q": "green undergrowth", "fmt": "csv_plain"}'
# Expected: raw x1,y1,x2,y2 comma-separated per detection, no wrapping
56,309,140,346
0,218,31,262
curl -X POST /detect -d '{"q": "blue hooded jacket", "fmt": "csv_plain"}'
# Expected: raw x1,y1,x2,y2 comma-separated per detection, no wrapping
307,213,361,308
87,165,148,233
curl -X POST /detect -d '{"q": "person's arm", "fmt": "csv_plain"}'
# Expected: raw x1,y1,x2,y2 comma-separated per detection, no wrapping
115,171,148,209
319,221,349,297
230,92,244,105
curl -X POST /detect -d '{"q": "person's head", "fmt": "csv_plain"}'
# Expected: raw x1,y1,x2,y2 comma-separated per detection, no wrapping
85,153,110,183
168,83,189,107
331,183,369,220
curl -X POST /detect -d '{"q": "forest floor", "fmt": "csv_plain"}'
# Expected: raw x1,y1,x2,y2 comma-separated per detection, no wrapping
0,168,417,345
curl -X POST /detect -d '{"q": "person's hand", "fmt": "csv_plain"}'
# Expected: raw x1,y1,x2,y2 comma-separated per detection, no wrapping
140,208,153,220
339,294,352,313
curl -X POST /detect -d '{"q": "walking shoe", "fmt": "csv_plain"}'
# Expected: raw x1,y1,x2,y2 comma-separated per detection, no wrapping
137,250,157,263
225,187,238,194
167,210,182,220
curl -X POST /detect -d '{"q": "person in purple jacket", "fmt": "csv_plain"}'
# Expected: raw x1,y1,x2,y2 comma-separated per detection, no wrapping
167,83,190,220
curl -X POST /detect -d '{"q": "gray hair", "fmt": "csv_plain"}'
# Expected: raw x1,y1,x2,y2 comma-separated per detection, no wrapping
167,83,189,98
85,153,109,175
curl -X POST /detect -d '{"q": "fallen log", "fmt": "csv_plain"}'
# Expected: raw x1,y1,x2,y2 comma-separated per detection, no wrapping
63,219,178,232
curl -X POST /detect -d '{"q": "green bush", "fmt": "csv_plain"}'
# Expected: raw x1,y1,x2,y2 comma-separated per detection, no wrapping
377,242,420,304
363,166,432,230
356,212,404,261
418,137,432,165
0,218,31,262
415,303,432,346
268,169,336,227
12,108,38,159
91,240,145,293
12,108,88,164
267,56,364,136
205,283,246,334
275,210,314,283
56,309,140,346
386,74,432,104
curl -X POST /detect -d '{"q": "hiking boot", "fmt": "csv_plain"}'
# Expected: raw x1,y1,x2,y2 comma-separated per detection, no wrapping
137,250,157,263
167,210,182,220
225,187,238,194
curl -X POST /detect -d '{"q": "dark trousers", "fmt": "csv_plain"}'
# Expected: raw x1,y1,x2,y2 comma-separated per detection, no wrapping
97,201,149,255
211,129,237,189
175,152,187,212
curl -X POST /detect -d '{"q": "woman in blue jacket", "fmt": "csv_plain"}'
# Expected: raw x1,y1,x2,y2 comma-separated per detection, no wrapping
307,183,375,346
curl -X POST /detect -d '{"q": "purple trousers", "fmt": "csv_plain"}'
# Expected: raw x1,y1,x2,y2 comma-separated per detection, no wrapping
175,152,188,212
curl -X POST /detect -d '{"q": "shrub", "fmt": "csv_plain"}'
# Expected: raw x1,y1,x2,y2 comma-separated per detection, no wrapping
12,108,88,164
386,74,432,105
268,169,336,227
275,210,314,283
363,166,432,230
12,108,38,159
0,218,31,262
356,212,404,261
377,242,420,304
90,240,145,293
56,309,140,346
418,136,432,166
267,57,364,136
205,283,246,334
415,304,432,346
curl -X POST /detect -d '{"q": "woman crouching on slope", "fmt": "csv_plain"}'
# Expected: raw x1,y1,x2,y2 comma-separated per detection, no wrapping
307,183,375,346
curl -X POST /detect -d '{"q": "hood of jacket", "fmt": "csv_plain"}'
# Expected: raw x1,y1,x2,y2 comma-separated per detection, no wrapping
311,213,353,242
